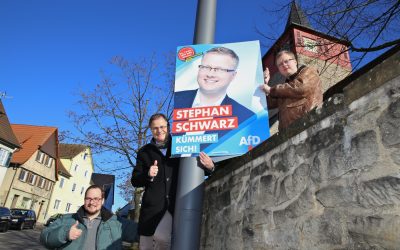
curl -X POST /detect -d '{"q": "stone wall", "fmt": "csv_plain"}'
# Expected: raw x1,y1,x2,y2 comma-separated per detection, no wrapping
201,46,400,250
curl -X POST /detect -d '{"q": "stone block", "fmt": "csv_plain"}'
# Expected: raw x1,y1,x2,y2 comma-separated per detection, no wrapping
250,161,269,179
273,188,314,226
271,152,288,172
316,176,400,209
301,210,343,247
328,130,378,179
316,185,355,208
378,98,400,148
311,156,322,184
391,150,400,165
348,215,400,249
309,125,344,152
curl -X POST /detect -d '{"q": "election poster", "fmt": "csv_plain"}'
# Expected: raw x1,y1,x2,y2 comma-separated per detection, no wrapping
172,40,270,157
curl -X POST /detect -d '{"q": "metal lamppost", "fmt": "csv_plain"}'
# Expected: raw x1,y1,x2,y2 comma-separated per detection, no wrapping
173,0,217,249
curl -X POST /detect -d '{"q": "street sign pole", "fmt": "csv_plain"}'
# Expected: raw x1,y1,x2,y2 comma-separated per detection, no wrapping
173,0,217,249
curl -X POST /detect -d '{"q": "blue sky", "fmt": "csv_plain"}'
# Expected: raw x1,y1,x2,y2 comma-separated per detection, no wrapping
1,0,277,210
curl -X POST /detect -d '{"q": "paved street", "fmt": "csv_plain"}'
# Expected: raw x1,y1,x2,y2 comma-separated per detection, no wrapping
0,227,45,250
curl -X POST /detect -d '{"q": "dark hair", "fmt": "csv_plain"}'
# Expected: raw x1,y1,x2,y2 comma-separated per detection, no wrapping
85,185,105,198
204,47,239,68
275,50,297,65
148,113,168,128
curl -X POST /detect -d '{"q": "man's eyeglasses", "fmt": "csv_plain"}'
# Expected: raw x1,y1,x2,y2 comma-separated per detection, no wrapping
85,197,102,203
277,58,296,67
198,65,236,74
151,125,168,132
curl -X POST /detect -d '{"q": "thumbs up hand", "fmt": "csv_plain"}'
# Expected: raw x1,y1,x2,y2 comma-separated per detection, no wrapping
148,160,159,181
68,221,82,241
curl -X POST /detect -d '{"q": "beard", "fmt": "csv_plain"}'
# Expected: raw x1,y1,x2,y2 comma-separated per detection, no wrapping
84,206,101,217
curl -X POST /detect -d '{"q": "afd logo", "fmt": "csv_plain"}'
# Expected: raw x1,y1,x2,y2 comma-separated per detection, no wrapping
239,135,261,146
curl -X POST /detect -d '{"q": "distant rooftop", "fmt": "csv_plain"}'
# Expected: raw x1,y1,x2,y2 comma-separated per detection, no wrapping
285,1,312,31
59,143,89,159
0,100,20,149
57,159,72,178
91,173,115,187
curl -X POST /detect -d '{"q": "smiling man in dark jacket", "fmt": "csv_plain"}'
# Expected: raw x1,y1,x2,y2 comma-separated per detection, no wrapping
131,113,214,250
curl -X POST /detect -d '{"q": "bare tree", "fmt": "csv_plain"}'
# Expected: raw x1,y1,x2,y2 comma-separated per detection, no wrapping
64,54,175,223
258,0,400,69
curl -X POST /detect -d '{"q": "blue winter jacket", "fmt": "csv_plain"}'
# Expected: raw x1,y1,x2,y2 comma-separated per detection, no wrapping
40,206,137,250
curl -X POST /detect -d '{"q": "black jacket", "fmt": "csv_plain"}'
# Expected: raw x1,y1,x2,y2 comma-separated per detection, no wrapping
131,137,180,236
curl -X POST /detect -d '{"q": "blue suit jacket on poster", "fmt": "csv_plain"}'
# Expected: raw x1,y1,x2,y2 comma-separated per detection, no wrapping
173,90,255,151
174,89,254,124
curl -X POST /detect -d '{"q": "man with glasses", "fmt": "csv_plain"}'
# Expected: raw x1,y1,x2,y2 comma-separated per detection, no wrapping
260,50,323,130
40,185,137,250
174,47,254,124
131,113,214,250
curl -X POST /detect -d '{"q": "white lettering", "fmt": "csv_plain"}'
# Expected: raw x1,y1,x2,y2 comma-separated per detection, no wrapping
239,136,261,146
176,145,198,153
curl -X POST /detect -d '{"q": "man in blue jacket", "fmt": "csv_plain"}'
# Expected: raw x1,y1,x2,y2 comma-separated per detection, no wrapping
40,185,137,250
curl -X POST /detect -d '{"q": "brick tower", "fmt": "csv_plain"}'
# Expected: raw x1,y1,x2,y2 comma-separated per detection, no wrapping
263,1,353,132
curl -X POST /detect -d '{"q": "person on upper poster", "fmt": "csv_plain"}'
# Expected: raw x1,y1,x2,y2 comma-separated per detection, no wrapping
260,50,323,131
174,47,255,125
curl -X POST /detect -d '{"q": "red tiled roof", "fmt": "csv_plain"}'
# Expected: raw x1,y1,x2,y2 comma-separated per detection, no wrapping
59,143,88,159
0,100,20,149
11,124,58,164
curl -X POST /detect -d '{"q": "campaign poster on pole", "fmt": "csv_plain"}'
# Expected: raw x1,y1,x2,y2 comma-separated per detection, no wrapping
171,40,270,157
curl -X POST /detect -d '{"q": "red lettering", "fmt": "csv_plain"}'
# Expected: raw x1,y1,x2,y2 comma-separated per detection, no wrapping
172,117,238,133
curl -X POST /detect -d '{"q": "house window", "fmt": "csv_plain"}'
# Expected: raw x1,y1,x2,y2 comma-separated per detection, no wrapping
80,187,84,195
35,151,45,163
303,37,318,53
72,183,76,192
28,173,37,185
83,153,88,160
36,177,41,187
44,155,50,166
41,178,46,188
46,181,53,191
54,199,61,209
65,203,71,212
84,170,88,177
21,197,31,209
296,31,303,45
74,165,78,171
18,169,28,182
59,178,65,188
37,177,46,188
45,157,53,168
0,148,11,167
